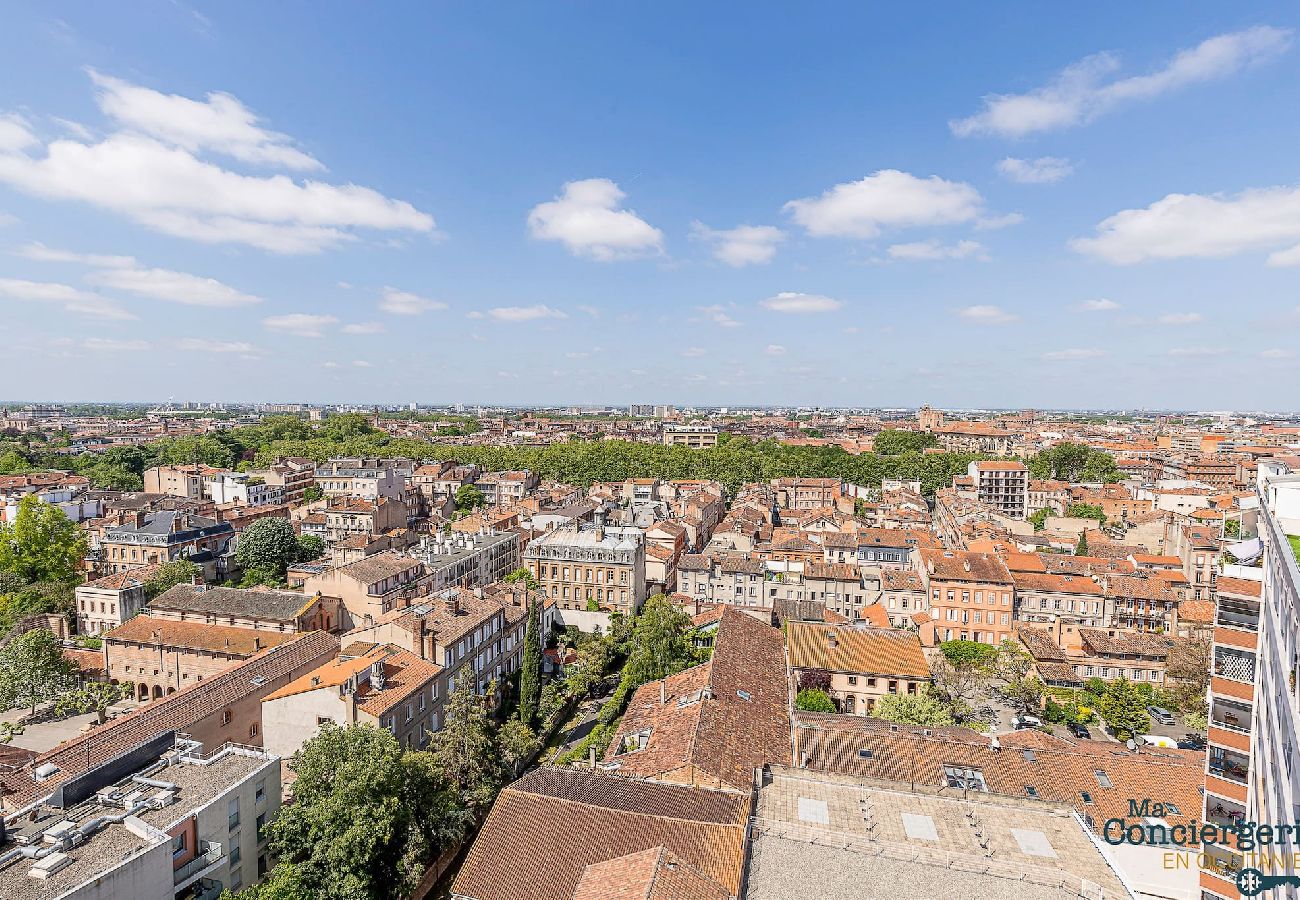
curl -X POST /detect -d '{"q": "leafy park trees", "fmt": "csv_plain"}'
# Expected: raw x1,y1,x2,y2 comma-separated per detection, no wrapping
795,689,836,712
0,629,75,714
55,680,133,724
1028,442,1121,483
874,691,956,727
871,430,939,455
235,517,320,586
143,559,202,600
517,599,542,727
455,484,485,512
1097,676,1151,740
247,724,467,900
0,495,86,585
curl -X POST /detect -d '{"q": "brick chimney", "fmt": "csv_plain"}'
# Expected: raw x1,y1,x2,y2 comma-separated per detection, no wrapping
416,618,427,660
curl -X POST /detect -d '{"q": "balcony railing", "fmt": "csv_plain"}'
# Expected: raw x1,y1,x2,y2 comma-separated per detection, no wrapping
1216,602,1260,632
1213,648,1257,683
174,842,224,889
1210,700,1252,733
1209,753,1250,785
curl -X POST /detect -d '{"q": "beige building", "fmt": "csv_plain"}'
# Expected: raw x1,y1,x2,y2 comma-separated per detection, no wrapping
262,642,443,756
524,521,647,615
302,551,430,629
786,622,930,715
75,565,156,635
143,464,227,499
662,424,718,449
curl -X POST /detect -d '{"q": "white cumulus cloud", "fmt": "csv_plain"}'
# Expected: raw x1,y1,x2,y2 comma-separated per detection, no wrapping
16,242,135,268
1073,183,1300,265
1043,348,1107,360
887,239,985,261
1078,298,1121,312
262,313,338,337
1158,312,1203,325
528,178,663,261
690,222,784,266
997,157,1074,184
379,287,447,315
174,338,256,353
89,266,261,307
0,74,434,254
89,69,323,170
341,321,385,335
784,169,984,239
486,304,568,322
952,26,1291,137
0,277,135,320
760,292,843,314
959,304,1018,323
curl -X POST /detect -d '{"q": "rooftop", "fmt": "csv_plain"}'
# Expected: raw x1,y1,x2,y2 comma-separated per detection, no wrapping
148,583,315,622
786,622,930,678
747,766,1131,900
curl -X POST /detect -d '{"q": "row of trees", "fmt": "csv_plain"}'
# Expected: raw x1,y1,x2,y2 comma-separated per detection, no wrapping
1027,442,1122,483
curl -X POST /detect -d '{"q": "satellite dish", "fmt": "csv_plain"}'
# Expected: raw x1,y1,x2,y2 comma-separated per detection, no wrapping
1126,739,1137,751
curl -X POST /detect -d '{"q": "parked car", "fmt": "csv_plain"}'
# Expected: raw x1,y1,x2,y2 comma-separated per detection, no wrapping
1012,715,1042,730
1178,736,1206,750
1069,723,1091,739
1147,706,1176,726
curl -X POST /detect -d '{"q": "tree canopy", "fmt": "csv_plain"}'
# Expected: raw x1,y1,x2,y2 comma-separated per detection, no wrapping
1028,442,1121,483
0,628,75,714
235,517,316,586
871,429,938,455
144,559,202,600
0,495,87,585
795,688,836,712
873,691,956,727
1097,676,1150,740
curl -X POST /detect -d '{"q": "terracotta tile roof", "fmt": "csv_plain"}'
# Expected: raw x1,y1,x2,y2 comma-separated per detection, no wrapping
858,604,891,628
606,608,789,792
263,648,377,702
1010,572,1103,595
1178,599,1215,624
569,846,730,900
1216,576,1262,598
1078,629,1174,658
971,461,1027,471
793,713,1205,838
84,565,160,590
1014,624,1069,662
104,616,297,655
1103,574,1180,602
919,549,1013,584
1131,553,1183,567
1000,551,1047,573
2,631,338,810
354,646,442,717
804,562,859,581
451,767,749,900
1041,556,1136,576
787,622,928,678
879,569,922,592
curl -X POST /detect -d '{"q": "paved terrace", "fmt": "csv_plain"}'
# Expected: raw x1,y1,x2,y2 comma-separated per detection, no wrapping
747,766,1132,900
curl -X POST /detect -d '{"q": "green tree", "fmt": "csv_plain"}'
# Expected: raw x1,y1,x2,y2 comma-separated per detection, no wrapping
795,688,836,712
873,691,956,726
0,629,76,714
55,680,132,724
503,567,539,590
235,517,300,584
1098,676,1151,740
0,721,24,744
221,861,315,900
0,582,74,634
518,599,542,727
1028,508,1051,531
992,639,1034,683
455,483,485,512
0,495,87,585
496,718,540,776
1075,531,1089,556
426,678,498,814
262,724,465,900
623,595,696,686
1224,519,1240,538
301,484,324,503
143,559,201,600
1067,503,1107,525
939,640,997,669
1001,676,1045,716
295,534,326,561
872,429,938,455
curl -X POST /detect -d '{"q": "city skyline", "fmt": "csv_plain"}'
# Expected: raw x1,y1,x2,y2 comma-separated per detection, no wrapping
2,3,1300,407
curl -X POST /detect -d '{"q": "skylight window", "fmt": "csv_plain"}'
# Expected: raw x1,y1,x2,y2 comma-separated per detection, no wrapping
1094,769,1113,788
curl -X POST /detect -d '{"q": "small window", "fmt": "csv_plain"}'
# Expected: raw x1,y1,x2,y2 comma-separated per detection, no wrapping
171,833,187,857
858,748,873,759
1081,791,1093,804
1165,802,1180,815
1094,769,1112,788
1025,785,1039,798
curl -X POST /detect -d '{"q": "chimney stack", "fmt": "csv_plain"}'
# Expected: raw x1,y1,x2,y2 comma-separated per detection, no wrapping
660,680,667,705
416,618,427,660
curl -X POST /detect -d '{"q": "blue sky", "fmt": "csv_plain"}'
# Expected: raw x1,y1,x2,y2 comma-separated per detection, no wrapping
1,2,1298,410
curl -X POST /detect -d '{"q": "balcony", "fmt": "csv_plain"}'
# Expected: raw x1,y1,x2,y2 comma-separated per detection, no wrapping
1205,796,1246,830
1202,844,1244,880
1215,599,1260,632
1208,748,1250,785
1210,698,1252,733
1213,646,1256,683
174,841,224,891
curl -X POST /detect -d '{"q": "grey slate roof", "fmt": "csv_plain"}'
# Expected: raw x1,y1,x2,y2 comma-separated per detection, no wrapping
149,583,314,622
